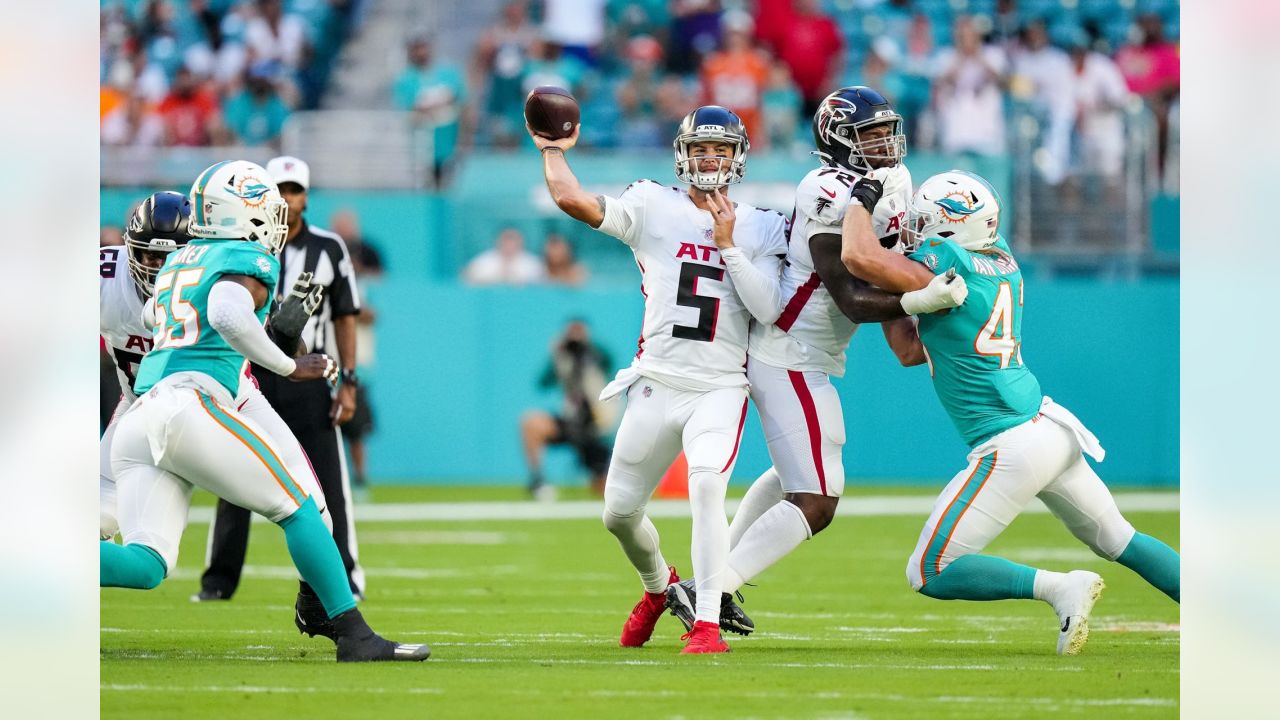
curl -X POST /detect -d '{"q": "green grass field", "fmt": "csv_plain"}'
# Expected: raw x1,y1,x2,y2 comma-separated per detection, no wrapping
101,488,1179,719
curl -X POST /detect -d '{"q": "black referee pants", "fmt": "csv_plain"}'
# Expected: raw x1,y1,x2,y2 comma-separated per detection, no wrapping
199,371,364,598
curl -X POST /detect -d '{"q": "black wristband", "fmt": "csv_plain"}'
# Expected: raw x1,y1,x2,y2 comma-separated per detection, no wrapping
850,178,884,214
541,146,564,154
340,369,359,387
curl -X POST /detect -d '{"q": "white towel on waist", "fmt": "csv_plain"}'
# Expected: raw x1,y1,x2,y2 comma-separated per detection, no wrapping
1039,396,1106,462
599,366,643,402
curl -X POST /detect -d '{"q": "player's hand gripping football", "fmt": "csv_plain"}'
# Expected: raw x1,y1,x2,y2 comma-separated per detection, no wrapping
289,353,340,384
904,268,968,315
696,187,737,250
527,122,580,153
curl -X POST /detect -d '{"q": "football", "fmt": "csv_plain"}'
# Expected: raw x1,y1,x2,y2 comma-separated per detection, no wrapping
524,86,580,140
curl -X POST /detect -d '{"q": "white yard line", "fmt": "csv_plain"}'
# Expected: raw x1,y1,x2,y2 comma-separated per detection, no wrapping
102,684,442,695
184,492,1178,524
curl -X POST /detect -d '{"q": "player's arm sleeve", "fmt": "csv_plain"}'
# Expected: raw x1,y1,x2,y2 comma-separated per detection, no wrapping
207,280,297,377
810,233,909,323
328,239,361,317
722,245,783,324
722,214,788,324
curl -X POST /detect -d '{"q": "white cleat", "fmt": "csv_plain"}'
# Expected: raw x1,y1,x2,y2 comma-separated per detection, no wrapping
1052,570,1105,656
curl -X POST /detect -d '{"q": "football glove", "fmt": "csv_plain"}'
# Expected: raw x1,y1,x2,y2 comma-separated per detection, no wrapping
267,272,324,356
849,177,884,214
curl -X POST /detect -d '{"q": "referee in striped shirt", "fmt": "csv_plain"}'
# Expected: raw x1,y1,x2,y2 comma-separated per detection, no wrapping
195,156,366,602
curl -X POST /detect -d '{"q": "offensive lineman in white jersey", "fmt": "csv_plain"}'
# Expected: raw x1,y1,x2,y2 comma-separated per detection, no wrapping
529,106,787,654
99,190,341,640
663,87,969,635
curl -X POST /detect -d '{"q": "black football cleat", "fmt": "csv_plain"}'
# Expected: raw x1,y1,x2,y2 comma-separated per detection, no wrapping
332,608,431,663
664,578,754,636
294,588,337,640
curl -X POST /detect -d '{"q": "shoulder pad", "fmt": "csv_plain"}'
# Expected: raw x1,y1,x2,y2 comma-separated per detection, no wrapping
796,168,854,227
620,178,666,199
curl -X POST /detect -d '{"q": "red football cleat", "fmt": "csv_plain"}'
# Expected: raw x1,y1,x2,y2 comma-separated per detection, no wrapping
680,620,730,654
619,566,679,648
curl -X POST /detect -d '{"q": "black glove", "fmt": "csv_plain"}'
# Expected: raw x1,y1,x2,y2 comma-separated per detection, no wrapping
850,177,884,214
267,272,325,356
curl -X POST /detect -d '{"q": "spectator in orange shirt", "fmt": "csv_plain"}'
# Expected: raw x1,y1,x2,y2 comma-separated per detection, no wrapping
700,11,770,147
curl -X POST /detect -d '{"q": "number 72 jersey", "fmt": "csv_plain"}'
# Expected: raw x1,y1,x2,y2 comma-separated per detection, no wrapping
598,180,789,390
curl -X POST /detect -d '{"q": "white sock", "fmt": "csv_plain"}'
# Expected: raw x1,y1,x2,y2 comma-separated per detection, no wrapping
604,510,670,594
1032,569,1068,604
729,467,785,548
724,500,812,594
689,470,730,624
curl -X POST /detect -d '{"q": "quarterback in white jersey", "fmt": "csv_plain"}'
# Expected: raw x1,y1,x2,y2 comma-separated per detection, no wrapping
530,106,786,654
664,88,968,636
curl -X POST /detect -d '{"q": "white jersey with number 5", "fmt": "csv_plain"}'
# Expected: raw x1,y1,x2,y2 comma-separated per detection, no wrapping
748,163,913,377
100,245,152,403
598,180,788,391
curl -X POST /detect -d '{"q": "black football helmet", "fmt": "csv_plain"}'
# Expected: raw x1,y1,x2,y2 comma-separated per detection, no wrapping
812,86,906,174
673,105,750,190
124,191,192,297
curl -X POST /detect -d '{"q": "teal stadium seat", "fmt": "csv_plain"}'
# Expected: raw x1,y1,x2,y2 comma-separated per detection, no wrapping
1016,0,1066,23
1077,0,1127,23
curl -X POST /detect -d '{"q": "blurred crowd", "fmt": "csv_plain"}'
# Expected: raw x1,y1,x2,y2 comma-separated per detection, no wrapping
100,1,1180,187
446,0,1179,186
100,0,361,149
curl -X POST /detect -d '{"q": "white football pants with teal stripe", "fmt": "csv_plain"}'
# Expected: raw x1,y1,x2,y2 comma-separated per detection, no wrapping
101,382,329,541
908,400,1137,592
110,372,315,573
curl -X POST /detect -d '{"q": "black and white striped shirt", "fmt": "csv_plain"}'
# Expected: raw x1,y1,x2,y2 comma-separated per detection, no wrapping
276,222,361,355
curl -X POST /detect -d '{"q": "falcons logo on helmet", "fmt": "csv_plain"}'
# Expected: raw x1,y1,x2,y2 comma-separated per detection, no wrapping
816,97,856,143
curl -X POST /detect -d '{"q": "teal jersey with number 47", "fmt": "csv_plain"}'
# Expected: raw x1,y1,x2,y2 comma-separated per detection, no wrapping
908,236,1042,447
134,240,280,398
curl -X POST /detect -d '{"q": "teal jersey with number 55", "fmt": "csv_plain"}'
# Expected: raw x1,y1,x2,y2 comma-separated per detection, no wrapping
134,240,280,398
908,236,1042,447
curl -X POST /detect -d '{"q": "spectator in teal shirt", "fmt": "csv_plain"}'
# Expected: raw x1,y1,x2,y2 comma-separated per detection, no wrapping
394,34,467,187
223,60,291,148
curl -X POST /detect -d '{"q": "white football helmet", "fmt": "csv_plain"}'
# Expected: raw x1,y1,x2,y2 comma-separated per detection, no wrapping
187,160,288,254
905,170,1002,252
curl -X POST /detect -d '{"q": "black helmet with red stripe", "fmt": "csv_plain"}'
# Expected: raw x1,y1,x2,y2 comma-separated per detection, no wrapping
812,86,906,174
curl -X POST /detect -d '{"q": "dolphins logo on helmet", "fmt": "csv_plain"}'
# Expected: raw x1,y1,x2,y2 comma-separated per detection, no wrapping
188,160,289,254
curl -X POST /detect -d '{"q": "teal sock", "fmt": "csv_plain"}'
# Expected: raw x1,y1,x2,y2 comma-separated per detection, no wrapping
1116,532,1180,602
919,554,1038,601
100,542,167,589
279,497,356,618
